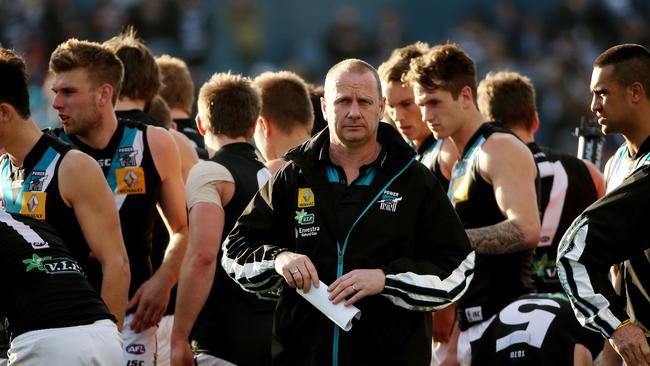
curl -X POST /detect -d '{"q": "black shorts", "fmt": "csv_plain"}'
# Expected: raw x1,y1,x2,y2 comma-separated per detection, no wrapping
469,293,603,366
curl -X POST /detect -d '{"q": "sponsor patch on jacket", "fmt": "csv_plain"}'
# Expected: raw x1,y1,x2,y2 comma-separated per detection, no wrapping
116,167,146,194
377,190,402,213
20,192,46,220
125,344,146,355
465,306,483,323
297,188,314,208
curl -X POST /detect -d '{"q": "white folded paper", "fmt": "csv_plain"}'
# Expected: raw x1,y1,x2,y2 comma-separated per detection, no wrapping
297,280,361,331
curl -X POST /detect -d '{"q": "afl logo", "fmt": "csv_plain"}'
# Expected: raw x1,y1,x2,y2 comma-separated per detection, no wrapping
126,344,146,354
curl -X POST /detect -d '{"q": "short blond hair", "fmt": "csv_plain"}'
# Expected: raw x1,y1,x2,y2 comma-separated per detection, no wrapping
156,54,195,115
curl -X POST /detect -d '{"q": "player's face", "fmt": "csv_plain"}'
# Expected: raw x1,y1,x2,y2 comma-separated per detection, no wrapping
413,83,464,140
384,81,431,147
322,70,384,149
590,65,634,136
51,68,102,136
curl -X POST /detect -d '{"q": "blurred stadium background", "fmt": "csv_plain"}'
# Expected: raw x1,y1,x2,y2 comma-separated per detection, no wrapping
2,0,648,156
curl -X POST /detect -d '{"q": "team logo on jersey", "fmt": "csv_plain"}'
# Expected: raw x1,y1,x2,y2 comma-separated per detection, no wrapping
116,167,146,195
125,344,146,355
27,170,47,191
23,254,84,275
297,188,315,208
20,192,46,220
118,147,138,167
377,190,402,213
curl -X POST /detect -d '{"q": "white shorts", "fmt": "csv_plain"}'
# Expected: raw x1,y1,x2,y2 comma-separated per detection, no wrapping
457,315,496,366
155,315,173,366
122,313,158,365
195,353,237,366
8,319,122,366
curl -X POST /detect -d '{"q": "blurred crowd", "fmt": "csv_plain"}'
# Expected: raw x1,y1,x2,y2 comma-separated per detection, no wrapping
1,0,648,154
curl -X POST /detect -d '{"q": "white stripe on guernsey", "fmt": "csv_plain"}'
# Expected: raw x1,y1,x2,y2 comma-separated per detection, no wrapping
115,130,145,210
0,210,49,249
537,161,568,247
557,220,621,333
383,251,475,305
221,240,278,290
40,153,61,193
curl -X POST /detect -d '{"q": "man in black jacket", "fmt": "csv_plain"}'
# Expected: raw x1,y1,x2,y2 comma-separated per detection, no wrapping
221,58,475,365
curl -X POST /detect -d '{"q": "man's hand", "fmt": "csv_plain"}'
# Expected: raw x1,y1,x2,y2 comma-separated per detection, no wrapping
327,269,385,306
609,323,650,366
126,275,172,332
170,337,195,366
274,251,320,291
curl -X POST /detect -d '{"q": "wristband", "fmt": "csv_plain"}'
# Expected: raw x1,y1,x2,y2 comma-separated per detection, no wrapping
616,319,631,330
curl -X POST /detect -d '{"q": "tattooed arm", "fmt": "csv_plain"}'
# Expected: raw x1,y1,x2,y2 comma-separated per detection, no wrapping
469,134,540,254
467,221,527,254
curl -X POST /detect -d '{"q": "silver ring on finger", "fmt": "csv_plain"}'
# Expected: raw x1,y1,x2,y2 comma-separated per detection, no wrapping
290,267,300,274
352,284,358,291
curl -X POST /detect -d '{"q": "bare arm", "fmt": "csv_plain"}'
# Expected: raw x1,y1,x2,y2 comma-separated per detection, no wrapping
170,129,199,182
467,134,541,254
128,126,189,332
171,200,227,366
59,150,130,329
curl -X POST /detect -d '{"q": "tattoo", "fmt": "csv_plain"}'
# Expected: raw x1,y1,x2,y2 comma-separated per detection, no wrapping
466,221,527,255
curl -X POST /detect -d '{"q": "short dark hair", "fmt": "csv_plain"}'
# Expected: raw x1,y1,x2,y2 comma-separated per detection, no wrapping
49,39,124,105
198,72,261,138
0,47,30,118
325,58,382,99
156,54,195,115
405,43,477,102
104,27,161,102
477,71,536,130
255,71,314,134
594,44,650,100
378,42,429,84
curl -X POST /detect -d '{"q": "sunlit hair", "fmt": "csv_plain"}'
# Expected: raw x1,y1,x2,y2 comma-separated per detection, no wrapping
156,54,194,115
378,41,429,84
478,70,536,130
198,72,261,138
254,70,314,134
104,27,160,102
49,38,124,105
405,43,477,103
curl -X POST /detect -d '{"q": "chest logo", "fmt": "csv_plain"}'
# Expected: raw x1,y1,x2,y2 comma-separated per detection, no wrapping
116,167,146,195
20,192,46,220
118,147,138,167
27,170,47,191
377,190,402,213
297,188,315,208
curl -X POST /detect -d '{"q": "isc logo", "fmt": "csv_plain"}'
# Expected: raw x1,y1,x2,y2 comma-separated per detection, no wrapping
125,344,145,354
